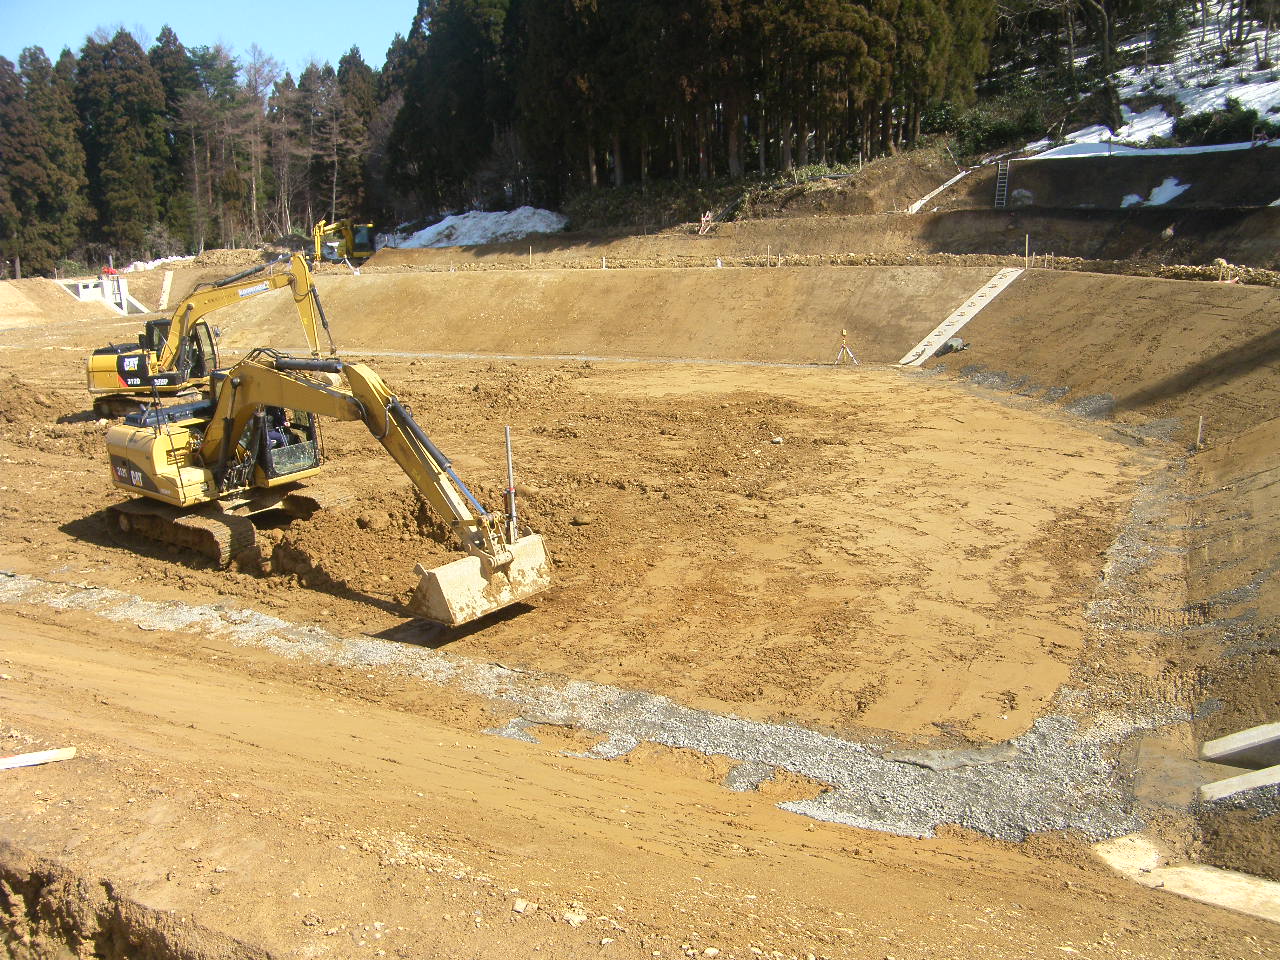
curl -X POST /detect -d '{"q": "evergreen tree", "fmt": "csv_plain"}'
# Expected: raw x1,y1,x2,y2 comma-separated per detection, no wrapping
182,44,244,247
337,47,377,214
0,56,55,274
365,37,413,222
267,72,308,234
19,46,90,267
389,0,513,208
243,44,283,237
75,30,169,257
149,26,199,247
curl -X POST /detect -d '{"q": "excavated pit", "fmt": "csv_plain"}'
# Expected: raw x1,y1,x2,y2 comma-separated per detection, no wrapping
2,252,1278,957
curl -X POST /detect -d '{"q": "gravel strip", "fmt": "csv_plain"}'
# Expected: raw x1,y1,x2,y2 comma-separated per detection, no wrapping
0,562,1168,842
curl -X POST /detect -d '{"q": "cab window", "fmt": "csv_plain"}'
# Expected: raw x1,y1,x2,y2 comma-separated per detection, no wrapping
190,323,217,378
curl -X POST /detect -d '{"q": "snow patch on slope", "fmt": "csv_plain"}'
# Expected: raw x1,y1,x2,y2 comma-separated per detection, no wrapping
120,255,196,273
1026,12,1280,155
382,206,568,249
1120,176,1193,207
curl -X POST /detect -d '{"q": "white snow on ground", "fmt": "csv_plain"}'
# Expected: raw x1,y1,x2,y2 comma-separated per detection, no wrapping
1025,11,1280,156
381,206,568,249
1149,176,1193,203
1034,139,1279,157
120,254,196,273
1121,176,1193,207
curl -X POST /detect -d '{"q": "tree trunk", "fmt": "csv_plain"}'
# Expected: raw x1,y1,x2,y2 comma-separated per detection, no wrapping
1067,8,1077,95
189,128,202,251
1081,0,1113,77
697,110,709,181
757,108,767,174
612,131,624,187
674,120,685,180
587,140,598,188
797,105,810,166
781,115,793,171
727,108,743,178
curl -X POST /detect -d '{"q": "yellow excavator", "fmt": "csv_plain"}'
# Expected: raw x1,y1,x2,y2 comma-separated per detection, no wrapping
312,219,376,266
85,254,334,418
104,348,551,626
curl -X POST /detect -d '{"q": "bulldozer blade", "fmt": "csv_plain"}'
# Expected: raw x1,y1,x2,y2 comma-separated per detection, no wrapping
407,534,551,627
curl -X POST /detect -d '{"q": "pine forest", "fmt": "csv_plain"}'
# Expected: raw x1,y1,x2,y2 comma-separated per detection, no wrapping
0,0,1273,275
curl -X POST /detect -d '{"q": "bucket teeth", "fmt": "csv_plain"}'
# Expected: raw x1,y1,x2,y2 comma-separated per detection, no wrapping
407,534,552,626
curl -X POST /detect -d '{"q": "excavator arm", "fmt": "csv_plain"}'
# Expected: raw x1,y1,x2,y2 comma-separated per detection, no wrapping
192,350,549,623
156,253,335,371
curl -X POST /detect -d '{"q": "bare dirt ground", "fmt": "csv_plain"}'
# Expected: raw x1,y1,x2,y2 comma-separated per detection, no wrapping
2,229,1279,956
367,205,1280,272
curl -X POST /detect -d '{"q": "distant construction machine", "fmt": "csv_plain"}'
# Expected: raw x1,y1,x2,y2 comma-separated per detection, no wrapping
104,348,551,627
85,254,334,418
312,219,376,266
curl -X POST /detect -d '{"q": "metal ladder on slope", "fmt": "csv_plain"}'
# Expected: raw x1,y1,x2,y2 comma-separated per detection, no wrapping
993,160,1010,209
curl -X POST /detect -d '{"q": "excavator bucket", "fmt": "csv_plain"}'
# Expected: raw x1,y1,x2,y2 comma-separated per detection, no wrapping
407,534,552,627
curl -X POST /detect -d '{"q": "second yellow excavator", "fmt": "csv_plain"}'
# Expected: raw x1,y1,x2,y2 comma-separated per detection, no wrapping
103,348,551,627
312,219,376,266
85,254,335,417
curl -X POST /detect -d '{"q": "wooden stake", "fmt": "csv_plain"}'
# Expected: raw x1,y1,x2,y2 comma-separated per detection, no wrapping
1196,416,1205,450
1025,234,1029,269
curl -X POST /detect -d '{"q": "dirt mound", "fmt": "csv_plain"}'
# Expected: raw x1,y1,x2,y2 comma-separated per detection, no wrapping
928,268,1280,443
0,278,120,326
188,248,271,269
370,207,1280,272
743,147,959,218
0,372,55,425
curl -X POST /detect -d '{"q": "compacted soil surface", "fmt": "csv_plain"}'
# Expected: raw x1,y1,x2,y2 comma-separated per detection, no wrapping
1,243,1277,958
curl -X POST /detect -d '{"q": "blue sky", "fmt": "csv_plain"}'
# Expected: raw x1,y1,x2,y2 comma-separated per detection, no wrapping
0,0,419,75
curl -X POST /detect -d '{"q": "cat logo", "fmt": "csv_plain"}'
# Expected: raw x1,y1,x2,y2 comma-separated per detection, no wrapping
122,356,139,371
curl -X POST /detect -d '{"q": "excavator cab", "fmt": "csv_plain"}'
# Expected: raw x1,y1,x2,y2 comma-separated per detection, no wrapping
349,224,375,259
139,319,170,353
260,407,321,480
313,219,376,264
219,404,322,488
174,322,218,380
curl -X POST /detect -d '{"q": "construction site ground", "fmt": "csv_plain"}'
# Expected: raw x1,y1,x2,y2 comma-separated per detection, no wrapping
2,211,1280,958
